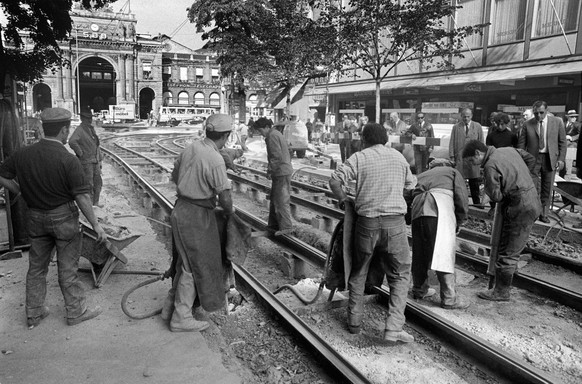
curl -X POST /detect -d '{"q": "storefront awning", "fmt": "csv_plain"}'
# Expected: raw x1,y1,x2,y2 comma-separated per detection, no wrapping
325,60,582,94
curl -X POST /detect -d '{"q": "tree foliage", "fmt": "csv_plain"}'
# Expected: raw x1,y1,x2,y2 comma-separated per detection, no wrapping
0,0,114,84
188,0,338,110
327,0,488,122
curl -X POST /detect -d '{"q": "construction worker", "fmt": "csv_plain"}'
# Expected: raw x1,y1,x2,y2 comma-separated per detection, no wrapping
0,107,105,327
161,113,235,332
330,123,416,342
69,107,103,207
409,158,469,309
462,140,540,301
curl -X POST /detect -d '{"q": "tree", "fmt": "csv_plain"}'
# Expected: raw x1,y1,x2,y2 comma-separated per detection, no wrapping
327,0,488,123
188,0,338,119
0,0,114,88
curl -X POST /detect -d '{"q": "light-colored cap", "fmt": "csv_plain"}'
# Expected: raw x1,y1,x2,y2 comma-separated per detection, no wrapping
566,110,579,117
205,114,233,132
40,108,72,123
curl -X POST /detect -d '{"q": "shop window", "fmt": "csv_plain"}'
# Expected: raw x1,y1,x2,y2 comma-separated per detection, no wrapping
455,0,485,48
209,92,220,106
91,72,102,80
178,92,189,105
103,72,113,80
533,0,580,37
194,92,205,105
196,68,204,81
142,61,152,79
180,67,188,81
82,71,91,79
489,0,527,45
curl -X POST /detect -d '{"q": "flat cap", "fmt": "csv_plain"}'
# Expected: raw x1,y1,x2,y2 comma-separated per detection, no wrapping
205,114,233,132
40,108,72,123
79,107,93,119
417,113,425,118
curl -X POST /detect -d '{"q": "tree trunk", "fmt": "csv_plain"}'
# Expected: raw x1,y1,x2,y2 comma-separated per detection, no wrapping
375,79,381,124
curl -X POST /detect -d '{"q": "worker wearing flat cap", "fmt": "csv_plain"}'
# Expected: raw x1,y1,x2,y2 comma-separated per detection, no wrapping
69,107,103,207
161,113,235,332
0,107,106,328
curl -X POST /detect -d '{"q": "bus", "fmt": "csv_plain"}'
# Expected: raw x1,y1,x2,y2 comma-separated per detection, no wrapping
157,106,218,126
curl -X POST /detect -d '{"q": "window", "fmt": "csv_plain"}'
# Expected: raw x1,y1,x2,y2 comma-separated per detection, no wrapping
196,68,204,81
180,67,188,81
142,60,152,79
489,0,527,45
178,92,189,105
455,0,485,48
209,93,220,106
91,72,102,80
211,68,219,82
103,72,113,80
163,65,171,75
194,92,205,105
82,71,91,79
533,0,580,37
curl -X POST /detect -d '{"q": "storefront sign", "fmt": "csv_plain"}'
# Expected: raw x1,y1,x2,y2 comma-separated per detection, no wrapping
464,84,481,92
110,104,135,119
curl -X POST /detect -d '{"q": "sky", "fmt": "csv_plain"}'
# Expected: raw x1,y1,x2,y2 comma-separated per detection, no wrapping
111,0,205,49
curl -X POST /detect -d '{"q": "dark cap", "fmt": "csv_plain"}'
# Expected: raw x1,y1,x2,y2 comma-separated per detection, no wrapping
40,108,72,123
205,114,233,132
417,113,425,118
79,107,93,119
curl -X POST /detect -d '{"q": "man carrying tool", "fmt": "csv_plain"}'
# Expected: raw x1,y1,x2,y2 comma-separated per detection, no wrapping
409,158,469,309
254,117,294,236
161,113,235,332
462,140,540,301
0,107,106,327
329,123,416,342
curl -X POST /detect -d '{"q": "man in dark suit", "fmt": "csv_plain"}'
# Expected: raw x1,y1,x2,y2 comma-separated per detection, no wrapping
517,100,567,223
406,113,434,174
449,108,484,206
565,109,580,145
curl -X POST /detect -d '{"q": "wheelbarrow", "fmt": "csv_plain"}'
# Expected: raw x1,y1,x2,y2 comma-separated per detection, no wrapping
78,221,141,288
553,179,582,215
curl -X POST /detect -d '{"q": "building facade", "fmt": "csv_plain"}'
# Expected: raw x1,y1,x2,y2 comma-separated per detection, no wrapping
19,3,221,120
305,0,582,130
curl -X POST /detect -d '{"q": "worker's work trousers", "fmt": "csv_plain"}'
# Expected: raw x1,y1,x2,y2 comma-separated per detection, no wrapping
339,138,350,162
411,217,456,306
349,215,410,332
413,148,430,174
26,202,87,319
496,191,540,273
468,177,481,205
533,153,555,210
82,162,103,205
268,175,293,231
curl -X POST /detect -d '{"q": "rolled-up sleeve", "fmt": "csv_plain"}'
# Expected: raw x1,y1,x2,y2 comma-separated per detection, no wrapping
209,163,231,194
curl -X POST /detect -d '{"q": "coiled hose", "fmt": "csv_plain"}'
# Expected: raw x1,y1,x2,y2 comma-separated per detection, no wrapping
271,219,343,305
117,270,170,320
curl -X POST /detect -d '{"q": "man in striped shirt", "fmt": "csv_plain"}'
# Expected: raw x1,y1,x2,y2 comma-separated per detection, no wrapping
330,123,416,343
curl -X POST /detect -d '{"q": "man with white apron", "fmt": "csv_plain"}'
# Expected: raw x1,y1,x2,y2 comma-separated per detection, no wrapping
410,158,470,309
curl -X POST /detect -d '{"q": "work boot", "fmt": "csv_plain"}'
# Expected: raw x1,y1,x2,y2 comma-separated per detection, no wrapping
170,271,210,332
442,297,471,310
383,329,414,343
478,269,513,301
413,287,436,300
27,306,50,328
67,306,102,326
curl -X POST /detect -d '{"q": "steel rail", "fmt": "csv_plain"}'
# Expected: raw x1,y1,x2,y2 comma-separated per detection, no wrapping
106,139,560,384
102,144,372,384
458,227,582,274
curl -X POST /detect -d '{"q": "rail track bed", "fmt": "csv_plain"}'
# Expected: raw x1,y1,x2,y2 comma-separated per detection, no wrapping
102,133,582,383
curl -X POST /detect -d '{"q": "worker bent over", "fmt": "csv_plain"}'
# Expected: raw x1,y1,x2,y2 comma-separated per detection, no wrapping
462,140,541,301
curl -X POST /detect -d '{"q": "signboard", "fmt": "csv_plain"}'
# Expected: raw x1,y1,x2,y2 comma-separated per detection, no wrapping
109,104,135,120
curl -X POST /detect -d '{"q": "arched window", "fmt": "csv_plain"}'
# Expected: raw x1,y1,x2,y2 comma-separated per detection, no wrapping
194,92,205,105
209,92,220,106
178,91,189,105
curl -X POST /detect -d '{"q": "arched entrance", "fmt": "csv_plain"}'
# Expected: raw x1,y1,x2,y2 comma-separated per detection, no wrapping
32,83,52,112
77,57,116,113
139,88,155,119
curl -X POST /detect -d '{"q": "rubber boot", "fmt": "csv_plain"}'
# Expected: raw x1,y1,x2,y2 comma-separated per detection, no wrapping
478,269,513,301
170,271,209,332
160,287,175,321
